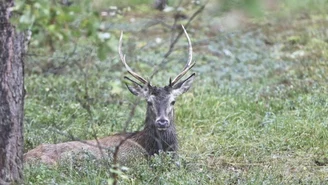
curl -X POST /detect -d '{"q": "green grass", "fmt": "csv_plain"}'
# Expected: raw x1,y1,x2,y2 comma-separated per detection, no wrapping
23,1,328,184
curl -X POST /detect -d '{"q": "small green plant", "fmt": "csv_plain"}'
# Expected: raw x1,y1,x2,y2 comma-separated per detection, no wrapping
13,0,113,60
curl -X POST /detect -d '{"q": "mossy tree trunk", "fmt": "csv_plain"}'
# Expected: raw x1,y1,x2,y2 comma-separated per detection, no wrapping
0,0,26,184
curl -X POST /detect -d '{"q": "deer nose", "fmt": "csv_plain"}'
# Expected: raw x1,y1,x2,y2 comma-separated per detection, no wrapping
156,119,169,129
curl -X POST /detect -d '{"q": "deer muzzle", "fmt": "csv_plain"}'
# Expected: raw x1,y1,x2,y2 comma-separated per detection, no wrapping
156,118,170,131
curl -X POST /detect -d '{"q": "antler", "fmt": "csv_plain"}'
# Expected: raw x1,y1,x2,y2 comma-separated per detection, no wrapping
170,25,195,86
119,32,148,85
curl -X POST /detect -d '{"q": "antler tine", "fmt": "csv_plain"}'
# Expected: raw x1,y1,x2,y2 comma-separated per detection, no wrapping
170,25,195,86
119,31,148,85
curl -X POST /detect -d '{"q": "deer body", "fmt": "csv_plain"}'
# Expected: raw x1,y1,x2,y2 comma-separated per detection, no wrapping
24,25,195,165
24,134,148,165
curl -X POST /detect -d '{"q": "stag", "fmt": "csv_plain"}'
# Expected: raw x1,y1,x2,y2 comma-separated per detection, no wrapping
24,25,195,165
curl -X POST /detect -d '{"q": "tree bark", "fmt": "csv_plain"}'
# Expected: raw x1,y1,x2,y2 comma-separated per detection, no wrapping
0,0,25,184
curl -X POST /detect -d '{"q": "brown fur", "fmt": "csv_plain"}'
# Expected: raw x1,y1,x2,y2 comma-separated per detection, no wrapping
24,133,147,165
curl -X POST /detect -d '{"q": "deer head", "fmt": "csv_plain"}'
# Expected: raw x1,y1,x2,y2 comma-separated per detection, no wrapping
118,25,195,132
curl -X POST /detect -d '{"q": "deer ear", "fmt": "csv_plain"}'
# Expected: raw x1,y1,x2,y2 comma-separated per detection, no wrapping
124,77,150,98
172,73,195,97
125,83,151,98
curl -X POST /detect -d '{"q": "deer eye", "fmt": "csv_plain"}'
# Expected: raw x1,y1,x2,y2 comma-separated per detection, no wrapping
170,101,176,105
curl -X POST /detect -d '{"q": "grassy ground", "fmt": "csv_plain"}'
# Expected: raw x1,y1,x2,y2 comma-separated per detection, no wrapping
24,1,328,184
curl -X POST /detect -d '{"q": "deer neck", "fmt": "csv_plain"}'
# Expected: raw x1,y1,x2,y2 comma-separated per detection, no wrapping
132,108,178,156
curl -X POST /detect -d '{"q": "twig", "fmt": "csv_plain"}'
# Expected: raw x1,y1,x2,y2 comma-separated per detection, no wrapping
123,99,140,133
111,100,141,185
150,1,208,79
111,131,140,185
165,1,207,59
170,0,184,43
72,50,113,167
111,114,146,185
48,127,115,153
111,97,143,185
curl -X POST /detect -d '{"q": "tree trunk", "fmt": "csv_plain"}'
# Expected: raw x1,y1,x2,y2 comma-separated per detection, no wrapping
0,0,26,184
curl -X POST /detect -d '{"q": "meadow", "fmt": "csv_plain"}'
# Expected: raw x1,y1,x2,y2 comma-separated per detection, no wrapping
23,0,328,184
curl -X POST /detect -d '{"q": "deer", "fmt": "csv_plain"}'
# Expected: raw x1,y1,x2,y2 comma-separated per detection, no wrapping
24,25,195,165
